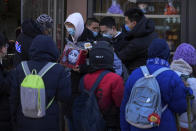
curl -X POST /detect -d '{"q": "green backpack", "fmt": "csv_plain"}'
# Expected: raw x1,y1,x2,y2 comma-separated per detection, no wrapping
21,61,56,118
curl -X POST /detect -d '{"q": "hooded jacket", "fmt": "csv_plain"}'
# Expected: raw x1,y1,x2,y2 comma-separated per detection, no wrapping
63,13,85,119
10,35,71,131
65,12,84,43
171,59,196,129
14,19,42,66
118,17,158,73
120,38,192,131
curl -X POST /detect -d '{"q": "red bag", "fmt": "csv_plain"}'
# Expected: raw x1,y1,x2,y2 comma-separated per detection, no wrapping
60,48,87,69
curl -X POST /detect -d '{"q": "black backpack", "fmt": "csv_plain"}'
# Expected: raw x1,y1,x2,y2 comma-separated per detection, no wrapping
72,70,110,131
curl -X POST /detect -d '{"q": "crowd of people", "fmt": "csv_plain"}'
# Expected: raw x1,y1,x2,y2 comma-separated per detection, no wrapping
0,7,196,131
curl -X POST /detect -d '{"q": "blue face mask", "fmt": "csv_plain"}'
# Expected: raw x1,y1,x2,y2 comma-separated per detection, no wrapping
66,27,75,36
92,31,98,37
102,33,113,39
125,24,132,32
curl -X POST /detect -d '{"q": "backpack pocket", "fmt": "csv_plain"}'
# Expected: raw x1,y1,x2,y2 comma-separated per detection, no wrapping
133,87,157,108
138,107,155,124
21,87,38,117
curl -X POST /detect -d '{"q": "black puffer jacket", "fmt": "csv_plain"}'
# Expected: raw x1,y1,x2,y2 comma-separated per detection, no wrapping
118,17,158,73
14,19,42,66
0,64,12,131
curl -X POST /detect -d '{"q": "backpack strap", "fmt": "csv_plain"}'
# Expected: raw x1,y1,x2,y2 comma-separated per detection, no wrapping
21,61,31,76
38,62,56,77
90,70,110,95
38,63,56,109
140,66,151,78
152,67,170,77
80,70,110,95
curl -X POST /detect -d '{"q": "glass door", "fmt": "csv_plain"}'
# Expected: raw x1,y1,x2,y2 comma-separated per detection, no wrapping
21,0,65,52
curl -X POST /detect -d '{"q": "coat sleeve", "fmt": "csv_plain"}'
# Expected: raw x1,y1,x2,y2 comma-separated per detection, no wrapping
56,68,72,103
186,78,196,115
118,41,139,62
120,78,131,131
166,73,193,114
113,53,123,76
111,76,124,108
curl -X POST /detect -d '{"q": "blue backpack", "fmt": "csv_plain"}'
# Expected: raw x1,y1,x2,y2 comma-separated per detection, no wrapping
125,66,169,129
72,70,110,131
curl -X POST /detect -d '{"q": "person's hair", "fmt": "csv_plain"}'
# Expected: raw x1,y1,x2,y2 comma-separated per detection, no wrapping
124,8,144,23
85,18,99,26
100,17,116,28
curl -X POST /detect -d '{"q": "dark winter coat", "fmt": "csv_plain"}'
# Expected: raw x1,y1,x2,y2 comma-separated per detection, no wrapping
0,64,12,131
14,19,42,66
118,17,158,73
112,32,126,53
10,35,71,131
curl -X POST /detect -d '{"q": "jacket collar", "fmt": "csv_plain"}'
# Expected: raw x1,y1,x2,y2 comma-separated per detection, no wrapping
147,57,170,67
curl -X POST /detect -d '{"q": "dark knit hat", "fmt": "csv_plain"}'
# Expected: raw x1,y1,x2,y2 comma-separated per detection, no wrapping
148,38,170,60
173,43,196,65
89,41,114,71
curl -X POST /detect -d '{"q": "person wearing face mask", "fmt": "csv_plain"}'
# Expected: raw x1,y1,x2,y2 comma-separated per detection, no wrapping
78,18,100,42
64,12,88,130
64,12,84,44
99,17,126,49
118,8,158,74
98,17,129,82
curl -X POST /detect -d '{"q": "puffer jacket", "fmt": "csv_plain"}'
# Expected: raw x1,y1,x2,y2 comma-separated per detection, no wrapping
118,16,158,73
120,59,193,131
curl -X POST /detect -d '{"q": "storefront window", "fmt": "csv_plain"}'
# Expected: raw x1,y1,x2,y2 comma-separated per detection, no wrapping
89,0,181,52
0,0,20,40
21,0,65,52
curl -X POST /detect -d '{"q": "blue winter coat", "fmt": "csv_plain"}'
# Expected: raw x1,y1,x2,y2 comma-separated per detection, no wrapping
10,35,71,131
120,63,192,131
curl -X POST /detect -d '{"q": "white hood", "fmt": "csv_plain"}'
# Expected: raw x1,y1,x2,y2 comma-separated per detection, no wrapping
170,58,193,75
65,12,84,42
